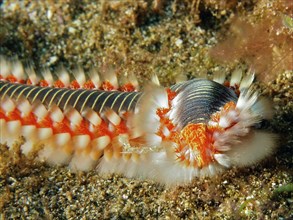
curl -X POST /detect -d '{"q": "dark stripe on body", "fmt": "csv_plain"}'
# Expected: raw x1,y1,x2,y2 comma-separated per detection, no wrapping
0,81,141,113
170,79,238,128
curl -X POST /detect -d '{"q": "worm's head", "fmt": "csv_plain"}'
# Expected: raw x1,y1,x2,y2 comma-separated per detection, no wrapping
168,79,276,169
130,77,277,184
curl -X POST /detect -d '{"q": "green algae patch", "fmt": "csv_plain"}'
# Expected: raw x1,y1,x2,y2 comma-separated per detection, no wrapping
273,183,293,196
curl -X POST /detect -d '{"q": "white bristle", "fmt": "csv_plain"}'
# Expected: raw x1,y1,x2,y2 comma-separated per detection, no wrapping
104,147,113,161
117,133,129,146
0,121,19,147
239,72,255,90
119,75,130,88
6,120,21,135
236,89,258,111
20,125,37,155
88,68,101,88
37,127,53,140
227,110,238,119
199,166,213,178
69,153,95,171
214,144,231,152
108,123,115,132
1,96,15,113
17,98,32,117
49,105,64,123
171,94,180,107
208,121,218,127
168,92,182,125
98,150,224,186
0,56,11,77
127,73,139,90
162,126,170,137
32,102,48,120
251,97,274,119
82,108,101,126
214,154,231,167
132,110,160,137
104,68,118,89
230,68,242,86
119,110,127,119
144,134,162,146
25,65,39,85
72,135,91,149
219,116,231,128
39,144,71,165
88,123,97,133
64,107,83,126
73,66,86,86
105,109,121,126
151,74,160,85
21,142,35,155
110,136,125,156
141,84,169,109
91,135,110,151
153,89,169,108
11,60,25,80
53,133,71,146
21,125,36,137
57,67,70,86
208,164,216,176
41,68,54,86
131,84,169,138
227,131,277,167
169,107,177,122
213,71,226,84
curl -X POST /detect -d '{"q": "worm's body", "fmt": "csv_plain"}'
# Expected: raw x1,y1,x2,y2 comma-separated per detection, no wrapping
0,58,276,185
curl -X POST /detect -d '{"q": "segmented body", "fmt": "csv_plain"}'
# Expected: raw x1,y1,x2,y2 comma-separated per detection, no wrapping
0,81,140,114
0,57,276,185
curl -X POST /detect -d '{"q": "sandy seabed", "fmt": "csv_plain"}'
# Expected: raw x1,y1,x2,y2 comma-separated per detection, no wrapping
0,0,292,219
